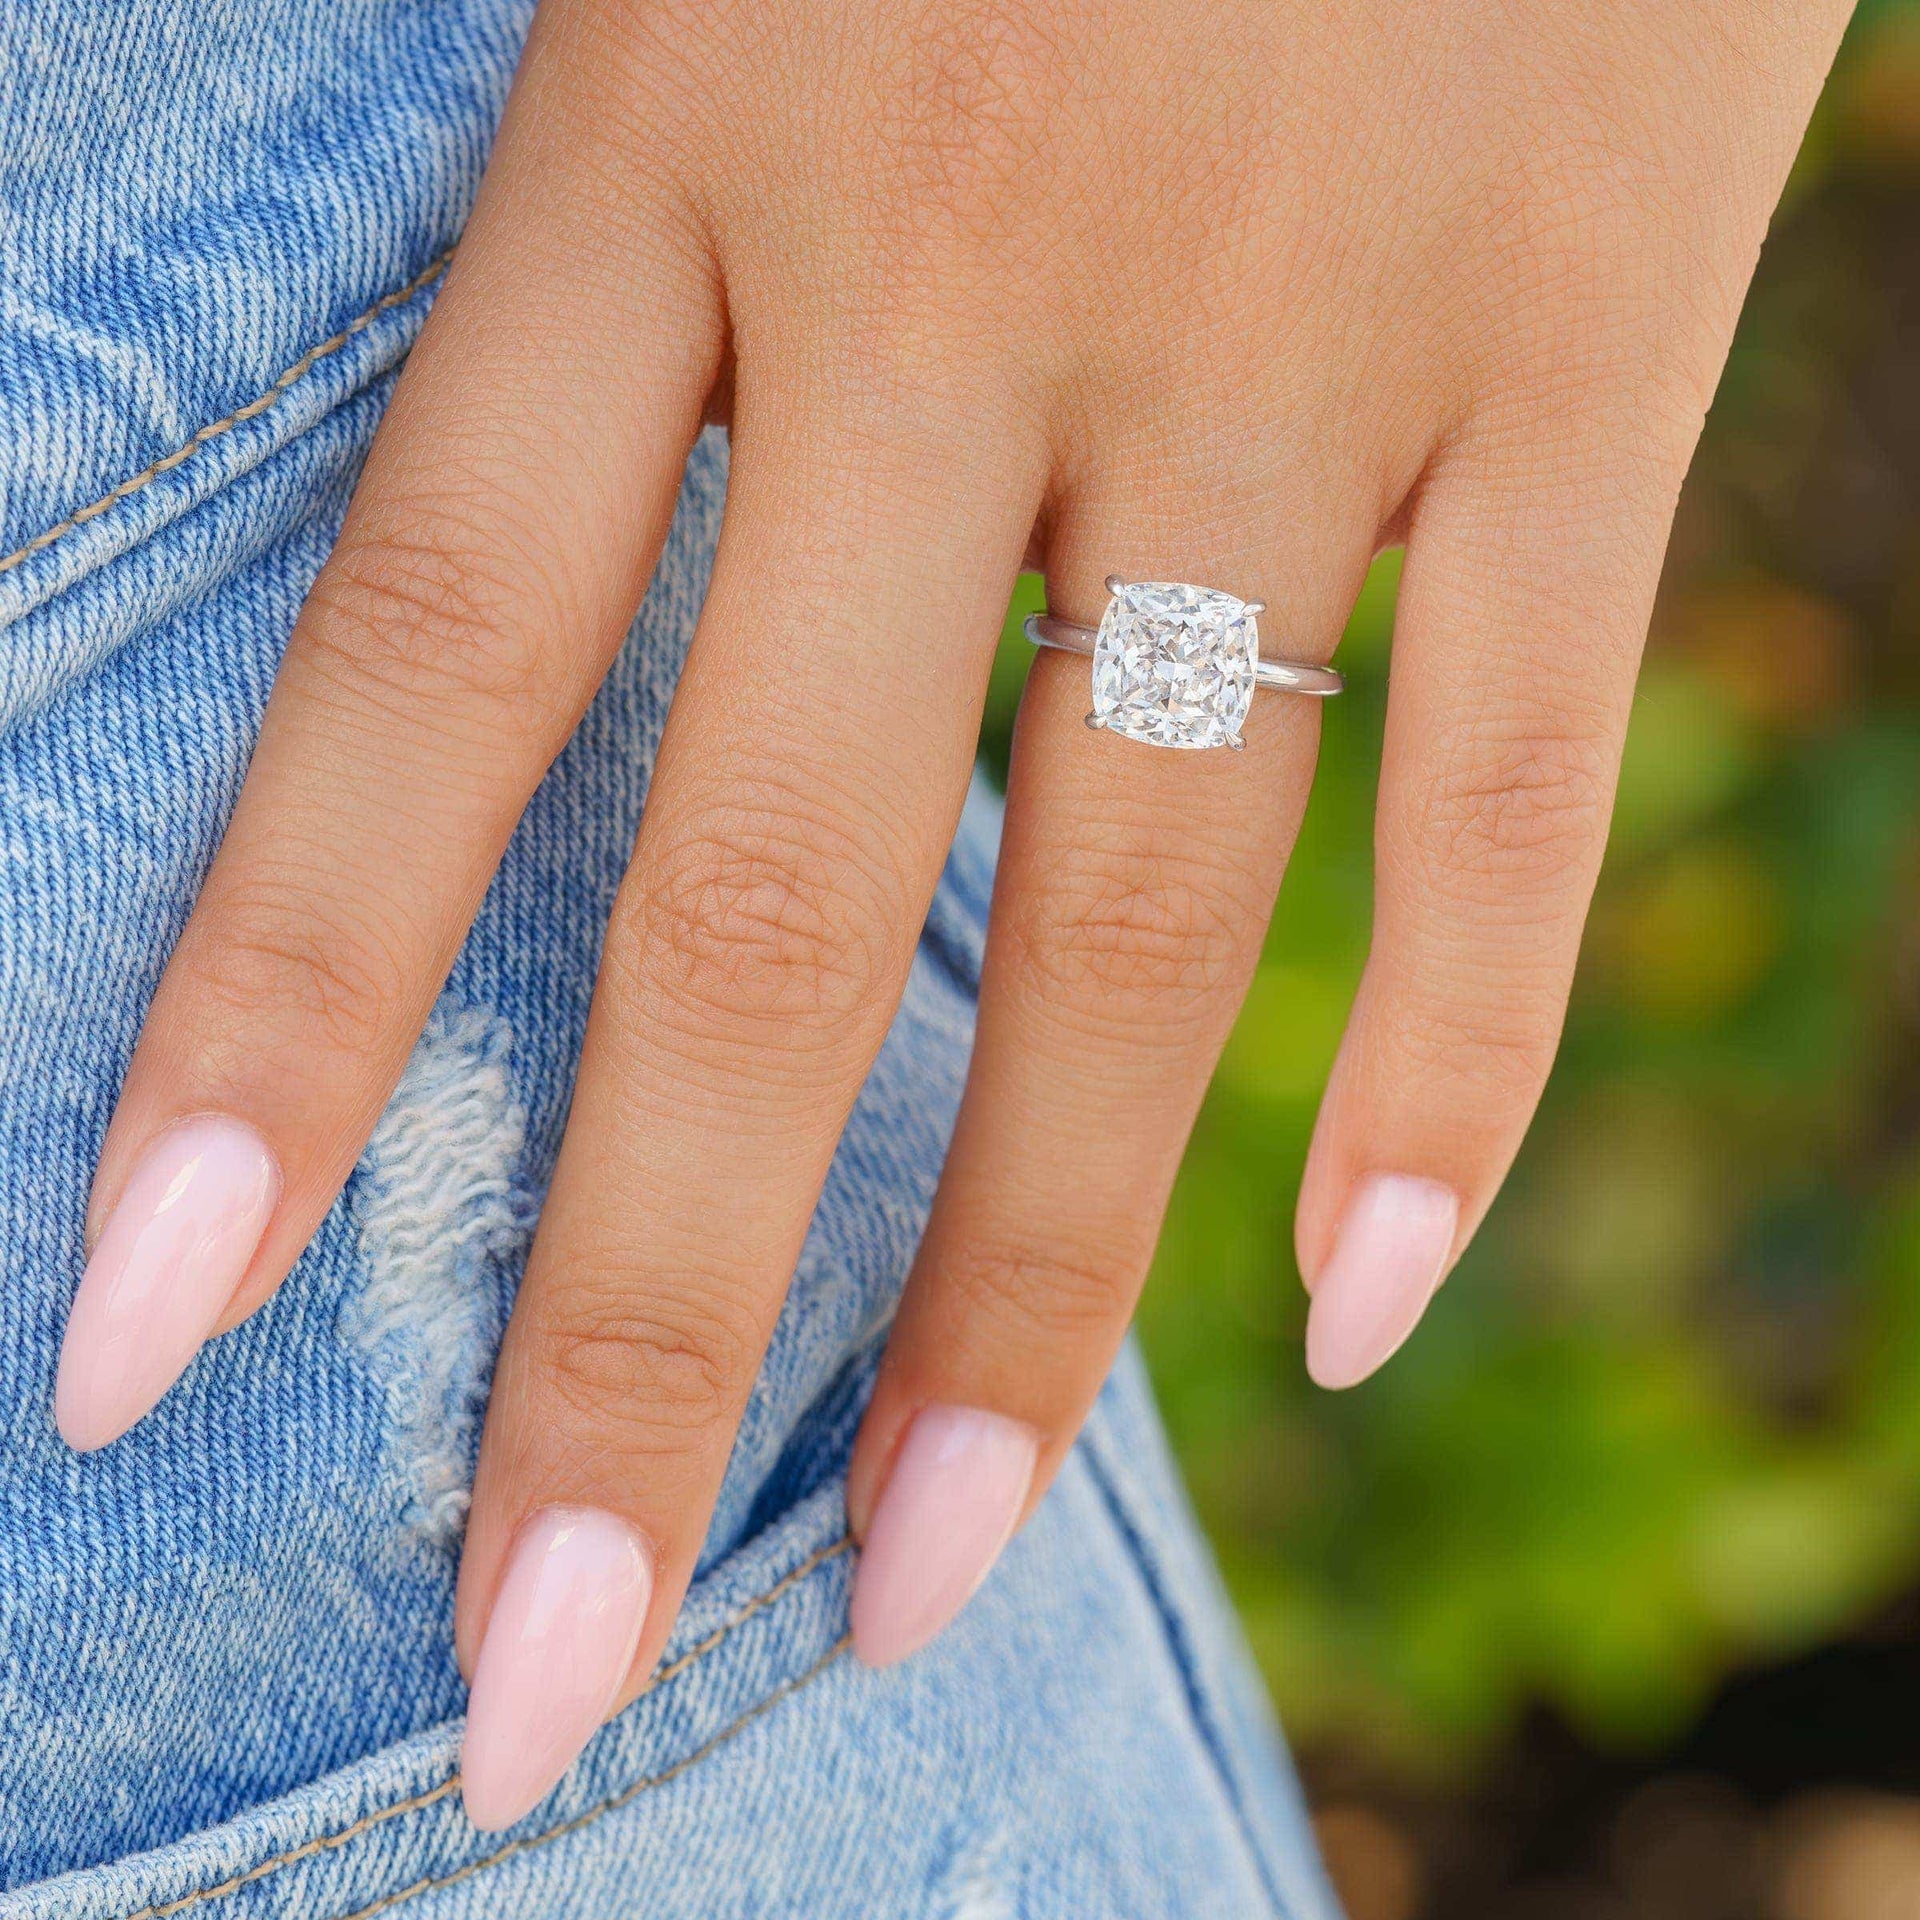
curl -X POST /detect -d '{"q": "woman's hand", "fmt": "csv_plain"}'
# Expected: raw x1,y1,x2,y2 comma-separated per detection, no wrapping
55,0,1852,1829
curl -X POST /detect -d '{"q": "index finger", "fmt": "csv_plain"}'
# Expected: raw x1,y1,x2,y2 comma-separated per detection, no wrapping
55,0,720,1449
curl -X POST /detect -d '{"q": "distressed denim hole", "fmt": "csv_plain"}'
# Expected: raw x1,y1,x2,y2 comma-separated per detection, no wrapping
342,1006,535,1544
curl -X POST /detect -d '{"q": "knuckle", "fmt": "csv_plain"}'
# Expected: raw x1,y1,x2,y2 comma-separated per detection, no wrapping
943,1233,1142,1346
621,809,900,1039
1008,846,1254,1016
895,3,1057,199
1408,723,1615,889
1397,979,1567,1107
535,1279,757,1440
836,0,1068,289
194,871,411,1060
301,515,566,733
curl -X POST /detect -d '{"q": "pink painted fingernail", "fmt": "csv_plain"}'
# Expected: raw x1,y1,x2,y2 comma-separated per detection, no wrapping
850,1404,1038,1669
1304,1173,1459,1390
461,1507,652,1832
55,1116,281,1451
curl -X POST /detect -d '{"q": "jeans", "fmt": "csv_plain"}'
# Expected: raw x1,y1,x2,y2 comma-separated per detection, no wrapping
0,2,1340,1913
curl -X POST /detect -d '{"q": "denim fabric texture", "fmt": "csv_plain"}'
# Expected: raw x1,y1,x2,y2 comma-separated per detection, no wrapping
0,3,1342,1914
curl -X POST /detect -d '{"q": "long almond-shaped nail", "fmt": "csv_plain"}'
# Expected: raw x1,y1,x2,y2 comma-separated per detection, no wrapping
55,1116,280,1450
1304,1172,1460,1389
461,1507,652,1832
850,1404,1038,1669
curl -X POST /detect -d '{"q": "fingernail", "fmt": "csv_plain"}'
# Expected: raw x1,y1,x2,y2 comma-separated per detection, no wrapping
55,1116,281,1450
461,1507,652,1832
1304,1173,1459,1390
850,1404,1038,1669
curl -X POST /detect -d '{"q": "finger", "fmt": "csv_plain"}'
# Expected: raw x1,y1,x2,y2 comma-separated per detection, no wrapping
844,476,1381,1667
1292,414,1691,1388
451,380,1041,1829
53,1,723,1450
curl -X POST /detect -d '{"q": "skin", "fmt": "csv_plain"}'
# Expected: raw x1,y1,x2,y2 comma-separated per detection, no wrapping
72,0,1853,1806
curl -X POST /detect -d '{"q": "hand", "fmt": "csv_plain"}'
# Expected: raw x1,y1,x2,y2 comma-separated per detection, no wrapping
55,0,1852,1829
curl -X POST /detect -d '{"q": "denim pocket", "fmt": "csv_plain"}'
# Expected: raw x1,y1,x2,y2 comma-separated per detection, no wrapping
3,1481,859,1920
7,1364,1338,1920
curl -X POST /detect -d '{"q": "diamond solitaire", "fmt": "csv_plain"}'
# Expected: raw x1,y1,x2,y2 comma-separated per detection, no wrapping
1090,580,1260,750
1023,578,1344,747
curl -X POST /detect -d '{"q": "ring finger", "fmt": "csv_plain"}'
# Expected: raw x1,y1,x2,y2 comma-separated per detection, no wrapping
845,464,1384,1664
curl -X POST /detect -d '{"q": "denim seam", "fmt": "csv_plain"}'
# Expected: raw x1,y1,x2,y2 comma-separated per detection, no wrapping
117,1534,853,1920
330,1639,853,1920
1077,1435,1291,1920
0,250,455,582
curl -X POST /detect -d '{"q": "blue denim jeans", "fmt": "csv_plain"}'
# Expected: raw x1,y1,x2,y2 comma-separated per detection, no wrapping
0,3,1340,1913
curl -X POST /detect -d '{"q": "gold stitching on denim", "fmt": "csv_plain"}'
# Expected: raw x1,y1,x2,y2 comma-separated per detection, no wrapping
117,1535,854,1920
0,250,455,582
642,1537,851,1696
333,1640,853,1920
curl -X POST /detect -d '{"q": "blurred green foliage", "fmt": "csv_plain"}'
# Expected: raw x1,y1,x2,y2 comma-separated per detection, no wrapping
978,0,1920,1782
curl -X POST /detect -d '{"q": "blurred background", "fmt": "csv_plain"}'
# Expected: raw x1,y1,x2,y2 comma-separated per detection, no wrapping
980,6,1920,1915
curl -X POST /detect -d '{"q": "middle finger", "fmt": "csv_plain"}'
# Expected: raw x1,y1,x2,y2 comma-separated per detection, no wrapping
451,369,1042,1829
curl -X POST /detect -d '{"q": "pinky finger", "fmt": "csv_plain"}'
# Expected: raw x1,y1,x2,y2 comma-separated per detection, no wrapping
1294,417,1691,1387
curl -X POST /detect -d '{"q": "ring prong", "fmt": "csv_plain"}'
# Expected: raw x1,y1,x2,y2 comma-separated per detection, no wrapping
1104,574,1126,597
1225,732,1247,752
1084,711,1105,732
1242,599,1266,616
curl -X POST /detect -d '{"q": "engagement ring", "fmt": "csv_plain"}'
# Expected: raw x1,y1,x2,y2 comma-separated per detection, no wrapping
1026,576,1343,751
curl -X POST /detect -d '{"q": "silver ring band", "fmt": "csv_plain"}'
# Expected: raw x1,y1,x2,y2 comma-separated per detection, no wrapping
1024,613,1345,698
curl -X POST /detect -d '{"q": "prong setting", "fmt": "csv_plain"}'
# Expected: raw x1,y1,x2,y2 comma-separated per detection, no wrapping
1090,580,1259,749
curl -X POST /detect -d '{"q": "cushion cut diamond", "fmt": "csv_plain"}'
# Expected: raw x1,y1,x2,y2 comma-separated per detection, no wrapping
1091,581,1258,749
